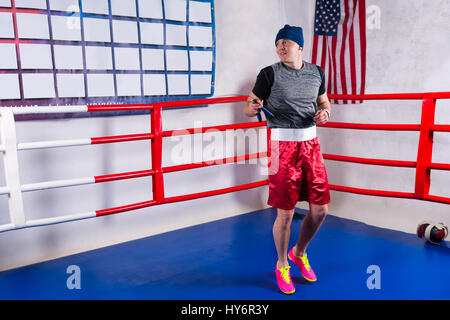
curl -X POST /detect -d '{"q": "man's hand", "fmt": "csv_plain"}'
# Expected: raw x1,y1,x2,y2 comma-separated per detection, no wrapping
314,93,331,124
313,109,329,124
244,93,262,117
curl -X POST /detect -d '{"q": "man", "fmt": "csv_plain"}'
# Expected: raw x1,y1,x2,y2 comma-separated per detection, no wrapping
243,25,331,294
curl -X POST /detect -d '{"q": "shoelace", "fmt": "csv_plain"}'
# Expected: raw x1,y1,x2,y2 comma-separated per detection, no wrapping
300,255,311,272
279,266,292,284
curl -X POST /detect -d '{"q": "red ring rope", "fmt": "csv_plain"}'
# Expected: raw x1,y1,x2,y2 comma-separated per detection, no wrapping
3,92,450,231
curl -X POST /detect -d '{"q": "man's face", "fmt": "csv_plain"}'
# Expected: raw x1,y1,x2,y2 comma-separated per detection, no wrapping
276,39,302,63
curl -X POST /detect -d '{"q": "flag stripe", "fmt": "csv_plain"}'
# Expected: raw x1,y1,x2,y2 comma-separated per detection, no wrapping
342,0,351,103
338,1,348,104
356,0,363,101
321,36,328,73
326,38,332,95
358,0,367,96
331,35,338,100
312,35,319,65
353,0,362,102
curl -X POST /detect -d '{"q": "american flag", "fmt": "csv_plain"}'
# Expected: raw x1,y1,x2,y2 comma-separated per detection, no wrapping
311,0,366,104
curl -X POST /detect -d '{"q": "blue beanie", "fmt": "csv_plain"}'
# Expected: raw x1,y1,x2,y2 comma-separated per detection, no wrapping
275,24,304,47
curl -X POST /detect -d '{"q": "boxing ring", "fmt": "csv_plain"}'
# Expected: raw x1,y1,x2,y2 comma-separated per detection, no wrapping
0,96,267,232
0,92,450,300
324,92,450,205
0,92,449,233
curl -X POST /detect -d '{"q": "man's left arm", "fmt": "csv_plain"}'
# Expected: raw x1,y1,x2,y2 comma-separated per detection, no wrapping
313,93,331,124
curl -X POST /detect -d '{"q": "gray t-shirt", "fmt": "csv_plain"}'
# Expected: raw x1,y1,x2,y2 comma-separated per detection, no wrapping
252,61,326,129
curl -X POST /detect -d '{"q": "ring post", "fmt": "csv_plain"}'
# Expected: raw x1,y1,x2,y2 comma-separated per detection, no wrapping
151,105,165,203
0,109,25,228
414,94,436,199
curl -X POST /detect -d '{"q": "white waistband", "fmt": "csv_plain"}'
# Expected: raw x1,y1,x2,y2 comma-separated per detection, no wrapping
270,126,317,142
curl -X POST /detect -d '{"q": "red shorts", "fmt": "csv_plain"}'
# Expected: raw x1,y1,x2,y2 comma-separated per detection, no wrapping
267,137,330,210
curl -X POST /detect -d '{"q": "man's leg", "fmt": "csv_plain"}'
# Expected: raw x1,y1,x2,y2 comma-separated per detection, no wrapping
294,203,328,257
273,208,295,268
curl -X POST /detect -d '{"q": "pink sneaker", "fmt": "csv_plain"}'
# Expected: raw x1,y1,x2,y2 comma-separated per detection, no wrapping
288,248,317,282
275,263,295,294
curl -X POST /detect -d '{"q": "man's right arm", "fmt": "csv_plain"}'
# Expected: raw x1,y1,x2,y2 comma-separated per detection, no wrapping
243,66,274,117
